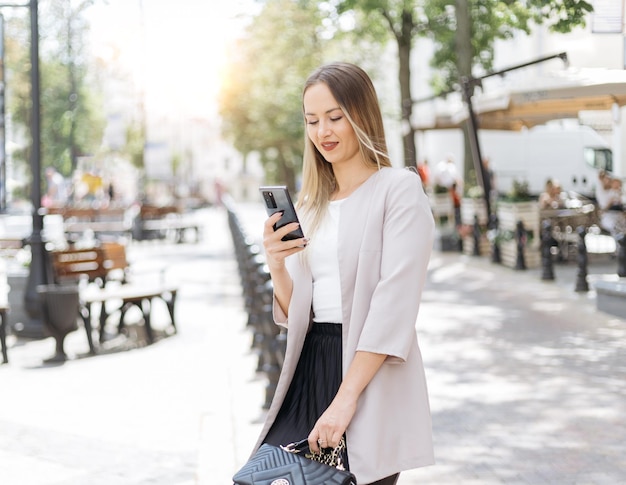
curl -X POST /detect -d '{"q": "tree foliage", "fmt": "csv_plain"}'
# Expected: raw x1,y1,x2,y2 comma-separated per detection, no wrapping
333,0,440,167
219,0,326,192
327,0,593,170
424,0,593,94
5,0,105,185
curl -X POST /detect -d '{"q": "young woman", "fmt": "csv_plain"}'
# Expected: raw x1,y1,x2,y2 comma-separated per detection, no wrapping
254,62,435,485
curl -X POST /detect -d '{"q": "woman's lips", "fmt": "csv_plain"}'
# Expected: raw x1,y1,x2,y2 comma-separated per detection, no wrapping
321,142,338,151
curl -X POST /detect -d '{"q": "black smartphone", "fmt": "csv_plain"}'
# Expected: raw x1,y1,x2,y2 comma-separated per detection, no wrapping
259,185,305,241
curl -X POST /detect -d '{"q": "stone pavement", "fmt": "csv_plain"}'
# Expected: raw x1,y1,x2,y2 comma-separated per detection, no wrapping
398,245,626,484
1,204,625,484
0,206,264,485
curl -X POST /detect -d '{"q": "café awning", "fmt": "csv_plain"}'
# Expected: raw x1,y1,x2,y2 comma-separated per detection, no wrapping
416,69,626,131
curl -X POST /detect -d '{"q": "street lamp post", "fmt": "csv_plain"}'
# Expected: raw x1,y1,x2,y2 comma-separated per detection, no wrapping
0,0,47,337
22,0,49,337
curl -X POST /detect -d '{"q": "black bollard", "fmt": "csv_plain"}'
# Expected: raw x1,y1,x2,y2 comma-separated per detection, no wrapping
616,233,626,277
488,214,501,264
575,225,589,292
540,219,555,281
472,215,481,256
515,220,527,270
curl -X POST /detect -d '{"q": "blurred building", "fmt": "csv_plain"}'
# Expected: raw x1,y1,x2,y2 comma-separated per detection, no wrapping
411,3,626,182
88,0,264,207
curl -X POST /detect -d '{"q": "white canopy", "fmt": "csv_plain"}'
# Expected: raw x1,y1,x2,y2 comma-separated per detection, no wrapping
416,68,626,131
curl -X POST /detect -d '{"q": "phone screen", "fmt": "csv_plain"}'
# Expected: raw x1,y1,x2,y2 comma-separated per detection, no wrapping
259,186,305,241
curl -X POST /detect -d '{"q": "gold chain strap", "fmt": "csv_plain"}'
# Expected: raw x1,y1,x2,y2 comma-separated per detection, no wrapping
282,437,347,471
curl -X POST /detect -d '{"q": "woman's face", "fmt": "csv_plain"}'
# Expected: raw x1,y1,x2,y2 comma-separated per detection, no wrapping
303,82,360,168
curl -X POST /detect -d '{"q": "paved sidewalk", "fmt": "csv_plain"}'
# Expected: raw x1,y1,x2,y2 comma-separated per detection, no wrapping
400,248,626,484
1,204,625,484
0,207,264,485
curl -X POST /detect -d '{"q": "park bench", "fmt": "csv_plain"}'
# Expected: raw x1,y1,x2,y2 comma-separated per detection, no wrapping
140,217,201,243
135,204,201,243
49,243,178,353
0,238,25,256
47,206,132,241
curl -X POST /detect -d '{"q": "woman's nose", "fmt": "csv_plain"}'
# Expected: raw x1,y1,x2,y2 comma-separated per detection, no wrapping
318,121,331,137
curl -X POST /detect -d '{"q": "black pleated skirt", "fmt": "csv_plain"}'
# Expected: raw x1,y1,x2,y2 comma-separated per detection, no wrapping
262,322,348,466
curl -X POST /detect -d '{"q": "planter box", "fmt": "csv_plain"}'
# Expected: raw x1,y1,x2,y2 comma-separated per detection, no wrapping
462,234,490,257
496,201,540,269
496,201,540,235
499,239,540,269
428,193,454,228
461,198,488,226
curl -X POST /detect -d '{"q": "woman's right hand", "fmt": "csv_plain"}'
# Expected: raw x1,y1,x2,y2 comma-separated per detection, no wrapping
263,212,308,270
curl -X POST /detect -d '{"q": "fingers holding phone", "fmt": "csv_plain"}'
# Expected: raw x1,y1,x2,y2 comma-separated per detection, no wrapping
260,186,308,267
263,212,308,267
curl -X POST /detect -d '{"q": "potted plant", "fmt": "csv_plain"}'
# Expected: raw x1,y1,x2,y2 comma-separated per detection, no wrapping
496,180,540,268
428,184,454,228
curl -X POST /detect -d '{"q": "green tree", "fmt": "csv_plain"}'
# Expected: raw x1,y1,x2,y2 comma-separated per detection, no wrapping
331,0,593,170
423,0,592,183
125,122,145,169
424,0,593,93
219,0,326,193
5,0,104,188
333,0,437,168
41,0,104,175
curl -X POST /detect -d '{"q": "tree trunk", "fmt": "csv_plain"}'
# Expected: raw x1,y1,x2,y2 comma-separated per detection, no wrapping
397,11,416,168
67,6,78,174
278,148,297,194
455,0,474,185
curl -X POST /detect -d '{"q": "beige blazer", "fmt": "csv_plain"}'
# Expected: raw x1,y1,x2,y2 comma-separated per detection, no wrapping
253,167,435,484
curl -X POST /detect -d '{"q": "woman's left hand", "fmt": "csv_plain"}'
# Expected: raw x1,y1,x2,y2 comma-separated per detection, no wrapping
308,396,357,453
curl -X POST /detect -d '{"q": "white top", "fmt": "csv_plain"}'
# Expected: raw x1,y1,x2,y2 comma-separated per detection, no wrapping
309,199,344,323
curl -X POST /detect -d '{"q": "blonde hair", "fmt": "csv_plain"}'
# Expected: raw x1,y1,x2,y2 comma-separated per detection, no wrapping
297,62,392,235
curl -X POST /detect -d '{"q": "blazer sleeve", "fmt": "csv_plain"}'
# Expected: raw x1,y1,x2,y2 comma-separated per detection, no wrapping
356,172,435,361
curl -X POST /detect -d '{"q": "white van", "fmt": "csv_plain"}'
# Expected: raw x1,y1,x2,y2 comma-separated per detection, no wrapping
419,124,613,199
480,124,613,198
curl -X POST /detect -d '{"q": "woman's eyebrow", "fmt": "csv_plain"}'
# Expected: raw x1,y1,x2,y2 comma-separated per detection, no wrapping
304,107,342,116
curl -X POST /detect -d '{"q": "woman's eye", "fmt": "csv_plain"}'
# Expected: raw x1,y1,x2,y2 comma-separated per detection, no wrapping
306,120,318,125
330,117,342,122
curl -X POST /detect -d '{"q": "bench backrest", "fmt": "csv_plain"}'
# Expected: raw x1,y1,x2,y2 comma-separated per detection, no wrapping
140,204,180,219
51,247,107,284
50,243,130,285
100,242,129,282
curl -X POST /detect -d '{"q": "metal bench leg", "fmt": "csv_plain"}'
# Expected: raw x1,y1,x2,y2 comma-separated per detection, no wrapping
0,310,8,364
117,299,154,344
79,303,96,354
117,301,134,335
164,290,178,332
141,298,154,343
99,301,110,343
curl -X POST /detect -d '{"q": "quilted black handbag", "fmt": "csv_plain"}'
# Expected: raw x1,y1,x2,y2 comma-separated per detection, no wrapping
233,438,357,485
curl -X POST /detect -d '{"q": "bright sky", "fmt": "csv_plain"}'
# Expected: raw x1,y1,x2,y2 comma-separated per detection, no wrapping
86,0,259,118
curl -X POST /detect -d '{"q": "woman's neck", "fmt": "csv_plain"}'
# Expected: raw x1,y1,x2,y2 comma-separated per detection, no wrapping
331,165,378,200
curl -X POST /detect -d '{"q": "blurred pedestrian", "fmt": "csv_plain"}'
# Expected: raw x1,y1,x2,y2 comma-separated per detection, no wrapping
42,167,67,207
417,159,430,187
596,170,625,234
251,62,435,485
450,181,462,224
433,153,460,194
539,178,565,210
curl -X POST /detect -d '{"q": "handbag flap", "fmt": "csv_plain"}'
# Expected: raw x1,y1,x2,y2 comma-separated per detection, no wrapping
252,463,305,484
233,443,357,485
